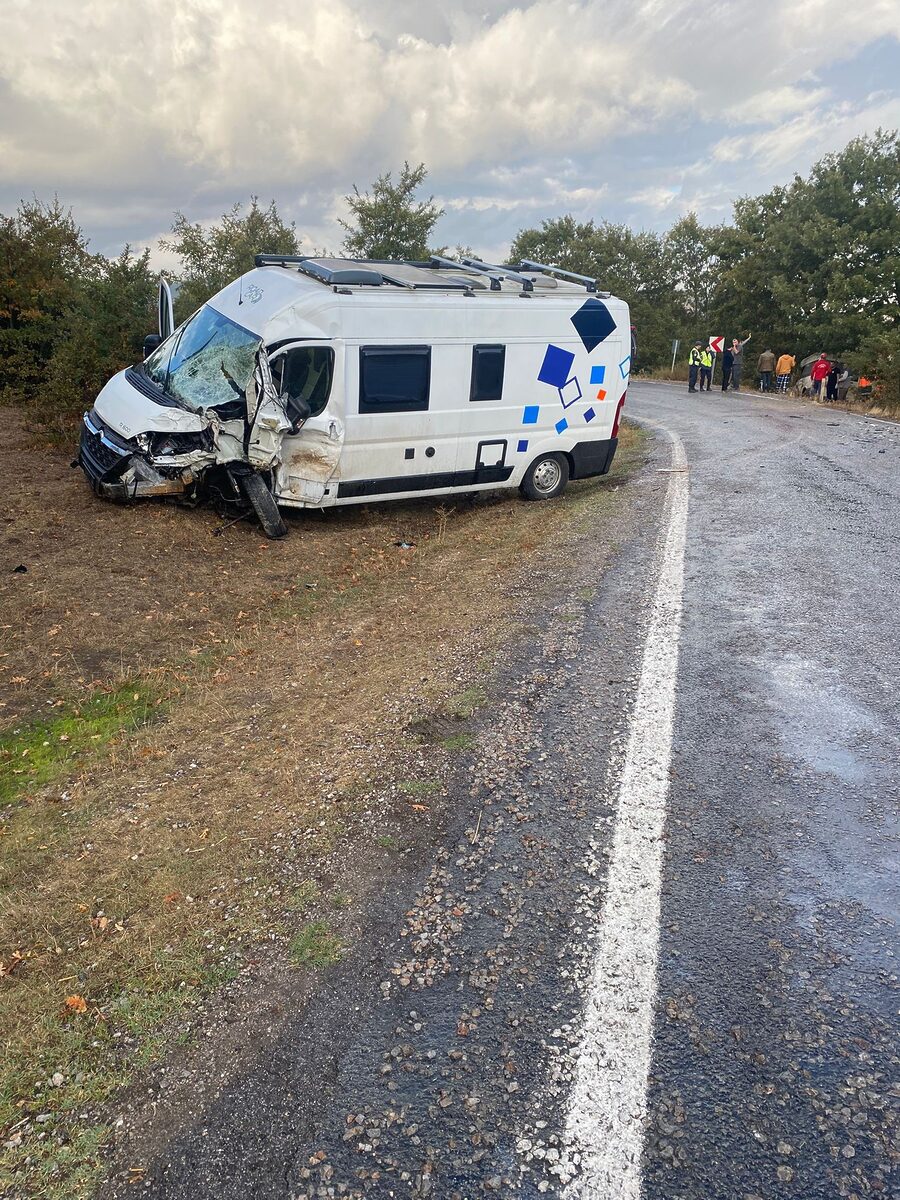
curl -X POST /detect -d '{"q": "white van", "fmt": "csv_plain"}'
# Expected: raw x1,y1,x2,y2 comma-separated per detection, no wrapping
78,256,632,536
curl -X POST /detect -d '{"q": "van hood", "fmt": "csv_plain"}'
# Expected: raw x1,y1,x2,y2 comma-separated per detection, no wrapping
94,369,208,438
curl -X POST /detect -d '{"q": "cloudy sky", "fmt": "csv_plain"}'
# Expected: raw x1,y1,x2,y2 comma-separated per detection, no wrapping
1,0,898,264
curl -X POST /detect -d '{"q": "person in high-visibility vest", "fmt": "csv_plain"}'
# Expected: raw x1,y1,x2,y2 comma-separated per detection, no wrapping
688,342,703,393
700,345,713,391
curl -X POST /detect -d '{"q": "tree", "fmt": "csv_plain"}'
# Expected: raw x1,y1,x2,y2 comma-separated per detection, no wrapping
711,131,900,360
848,327,900,412
161,197,298,318
0,197,93,406
339,162,444,260
509,216,684,369
664,213,721,329
44,247,155,433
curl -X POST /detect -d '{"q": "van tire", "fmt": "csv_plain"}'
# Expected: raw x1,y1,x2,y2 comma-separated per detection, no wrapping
241,473,288,538
520,452,569,501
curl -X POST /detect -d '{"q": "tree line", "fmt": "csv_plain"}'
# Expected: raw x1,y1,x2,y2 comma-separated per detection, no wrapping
1,132,897,436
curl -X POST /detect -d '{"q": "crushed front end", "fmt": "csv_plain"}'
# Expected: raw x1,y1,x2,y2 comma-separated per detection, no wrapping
78,407,213,501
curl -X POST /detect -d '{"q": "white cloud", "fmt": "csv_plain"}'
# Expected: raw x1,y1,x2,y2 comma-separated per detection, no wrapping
725,86,831,125
0,0,896,251
711,93,900,172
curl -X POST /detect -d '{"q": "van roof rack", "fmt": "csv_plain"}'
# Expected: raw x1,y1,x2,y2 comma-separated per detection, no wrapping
255,253,476,292
515,259,609,296
461,258,533,292
430,255,503,291
253,253,604,297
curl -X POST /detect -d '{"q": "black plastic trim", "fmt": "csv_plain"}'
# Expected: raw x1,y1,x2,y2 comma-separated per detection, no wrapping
569,437,617,479
124,366,185,409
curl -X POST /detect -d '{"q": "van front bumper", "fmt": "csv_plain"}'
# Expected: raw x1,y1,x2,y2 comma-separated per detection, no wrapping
78,411,188,500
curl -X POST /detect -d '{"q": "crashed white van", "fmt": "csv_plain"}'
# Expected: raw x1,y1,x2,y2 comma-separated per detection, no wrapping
78,255,632,536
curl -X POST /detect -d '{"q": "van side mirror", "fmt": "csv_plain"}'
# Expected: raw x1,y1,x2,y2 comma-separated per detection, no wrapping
143,333,162,360
284,394,311,432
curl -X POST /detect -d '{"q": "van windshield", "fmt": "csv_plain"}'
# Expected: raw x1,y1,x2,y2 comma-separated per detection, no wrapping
144,306,262,412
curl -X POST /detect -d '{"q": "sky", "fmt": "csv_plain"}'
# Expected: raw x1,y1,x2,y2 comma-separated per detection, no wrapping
1,0,899,266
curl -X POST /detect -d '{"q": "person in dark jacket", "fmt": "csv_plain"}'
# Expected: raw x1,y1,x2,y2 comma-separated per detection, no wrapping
721,345,734,392
757,348,776,392
827,360,844,401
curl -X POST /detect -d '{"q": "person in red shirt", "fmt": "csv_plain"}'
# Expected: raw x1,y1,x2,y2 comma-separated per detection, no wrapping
810,353,831,398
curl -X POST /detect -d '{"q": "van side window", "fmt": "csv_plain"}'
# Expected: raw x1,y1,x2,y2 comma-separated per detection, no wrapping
470,344,506,402
270,346,334,418
359,346,430,414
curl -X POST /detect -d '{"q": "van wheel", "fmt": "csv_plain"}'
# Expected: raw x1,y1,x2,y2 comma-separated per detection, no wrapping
241,473,288,538
520,452,570,501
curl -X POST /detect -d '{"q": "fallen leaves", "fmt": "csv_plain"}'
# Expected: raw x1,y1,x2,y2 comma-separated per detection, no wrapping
63,994,87,1014
0,951,26,978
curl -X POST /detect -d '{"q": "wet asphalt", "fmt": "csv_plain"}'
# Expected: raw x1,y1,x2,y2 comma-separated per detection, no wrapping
109,383,899,1199
634,384,899,1200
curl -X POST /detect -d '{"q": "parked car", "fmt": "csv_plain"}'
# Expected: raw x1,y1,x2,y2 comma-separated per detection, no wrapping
76,256,632,537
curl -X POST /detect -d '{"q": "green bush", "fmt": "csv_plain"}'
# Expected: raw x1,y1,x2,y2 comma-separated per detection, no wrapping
848,327,900,412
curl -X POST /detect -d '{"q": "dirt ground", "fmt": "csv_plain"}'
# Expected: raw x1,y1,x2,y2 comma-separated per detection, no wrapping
0,411,646,1198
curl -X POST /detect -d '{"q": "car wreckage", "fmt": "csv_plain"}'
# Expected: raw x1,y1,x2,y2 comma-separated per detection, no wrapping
77,255,632,537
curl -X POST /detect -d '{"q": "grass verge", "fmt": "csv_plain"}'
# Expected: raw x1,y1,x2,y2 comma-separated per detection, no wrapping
0,684,162,807
0,422,648,1198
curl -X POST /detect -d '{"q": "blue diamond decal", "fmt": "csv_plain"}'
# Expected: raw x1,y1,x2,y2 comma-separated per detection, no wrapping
538,344,575,388
555,417,568,434
590,365,606,385
584,406,596,423
558,376,582,408
517,438,528,453
571,299,616,353
522,405,539,425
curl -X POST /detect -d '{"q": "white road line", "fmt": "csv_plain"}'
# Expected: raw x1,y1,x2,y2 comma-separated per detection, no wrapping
562,424,689,1199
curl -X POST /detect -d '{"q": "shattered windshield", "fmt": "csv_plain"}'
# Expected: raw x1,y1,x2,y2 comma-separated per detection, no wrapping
144,306,261,412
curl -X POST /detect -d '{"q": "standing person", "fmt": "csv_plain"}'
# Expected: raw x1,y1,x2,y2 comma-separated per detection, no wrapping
757,348,776,392
730,334,752,389
721,343,734,392
810,352,830,399
687,341,703,393
775,351,795,393
827,359,843,401
700,343,713,391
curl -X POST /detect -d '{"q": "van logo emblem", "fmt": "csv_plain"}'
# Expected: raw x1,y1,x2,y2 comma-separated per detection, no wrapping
245,284,264,304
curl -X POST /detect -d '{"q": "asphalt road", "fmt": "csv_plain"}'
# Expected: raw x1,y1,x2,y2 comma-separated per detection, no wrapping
109,382,899,1200
632,383,899,1200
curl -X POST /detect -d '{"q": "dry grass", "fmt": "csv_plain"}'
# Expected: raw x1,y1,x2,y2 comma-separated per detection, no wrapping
0,414,647,1197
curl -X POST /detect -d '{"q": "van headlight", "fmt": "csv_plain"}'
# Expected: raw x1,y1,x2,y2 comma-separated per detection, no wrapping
150,430,212,456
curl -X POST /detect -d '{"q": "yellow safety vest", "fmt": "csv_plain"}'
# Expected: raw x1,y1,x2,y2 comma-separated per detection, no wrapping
688,347,703,366
701,349,713,368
